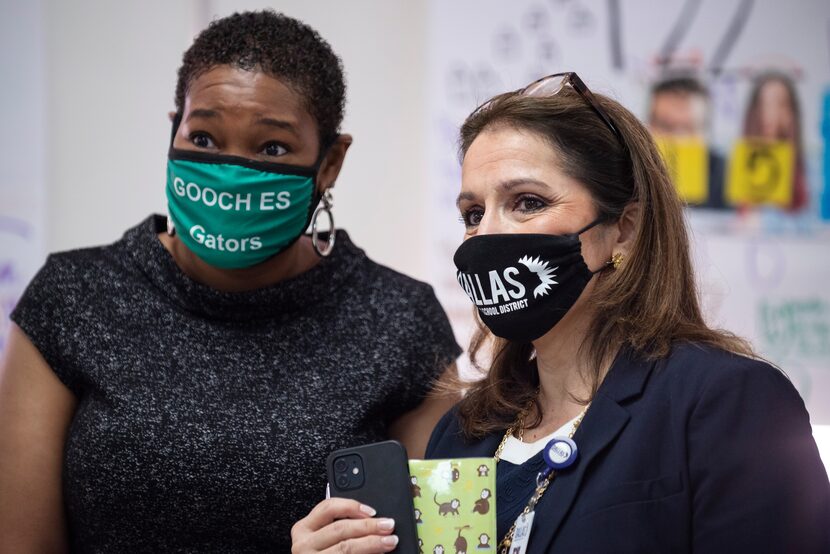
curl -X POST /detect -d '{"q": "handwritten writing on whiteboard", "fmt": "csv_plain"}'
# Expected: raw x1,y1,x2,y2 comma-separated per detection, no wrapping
759,298,830,360
727,139,795,207
0,217,36,352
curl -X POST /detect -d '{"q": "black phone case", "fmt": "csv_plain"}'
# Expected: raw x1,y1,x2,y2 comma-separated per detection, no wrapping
326,440,419,554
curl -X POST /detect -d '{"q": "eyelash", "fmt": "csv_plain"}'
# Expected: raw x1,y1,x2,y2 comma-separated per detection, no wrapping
260,141,289,157
458,208,483,228
189,132,216,149
458,194,549,228
516,194,548,212
188,133,290,157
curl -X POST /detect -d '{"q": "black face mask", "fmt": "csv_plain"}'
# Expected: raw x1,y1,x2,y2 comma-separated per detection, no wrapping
453,219,606,343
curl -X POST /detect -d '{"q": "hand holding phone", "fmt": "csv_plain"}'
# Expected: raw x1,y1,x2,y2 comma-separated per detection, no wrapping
325,441,419,554
291,497,399,554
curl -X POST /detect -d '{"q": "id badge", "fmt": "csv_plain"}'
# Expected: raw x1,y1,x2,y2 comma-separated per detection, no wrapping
510,510,535,554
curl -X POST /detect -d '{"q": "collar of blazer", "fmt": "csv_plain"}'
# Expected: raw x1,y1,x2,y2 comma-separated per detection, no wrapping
525,346,659,553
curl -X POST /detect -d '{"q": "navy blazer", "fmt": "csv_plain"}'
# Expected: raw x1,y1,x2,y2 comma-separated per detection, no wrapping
426,344,830,553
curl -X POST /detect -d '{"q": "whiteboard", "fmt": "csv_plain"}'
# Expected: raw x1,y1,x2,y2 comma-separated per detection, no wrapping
425,0,830,422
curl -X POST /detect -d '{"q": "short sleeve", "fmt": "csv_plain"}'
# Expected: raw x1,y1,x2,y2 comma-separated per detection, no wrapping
688,358,830,551
10,254,83,396
411,285,462,390
379,281,461,423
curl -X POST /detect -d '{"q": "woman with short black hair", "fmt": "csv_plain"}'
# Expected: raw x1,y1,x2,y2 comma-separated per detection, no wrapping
0,11,459,552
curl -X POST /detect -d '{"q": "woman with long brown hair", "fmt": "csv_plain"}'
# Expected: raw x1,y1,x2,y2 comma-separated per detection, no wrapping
289,72,828,554
424,73,829,553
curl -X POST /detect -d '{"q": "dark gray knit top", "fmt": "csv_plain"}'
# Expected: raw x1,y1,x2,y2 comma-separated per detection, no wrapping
11,215,460,553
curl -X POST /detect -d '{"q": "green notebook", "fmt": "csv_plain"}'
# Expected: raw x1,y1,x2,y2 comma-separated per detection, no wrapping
409,458,497,552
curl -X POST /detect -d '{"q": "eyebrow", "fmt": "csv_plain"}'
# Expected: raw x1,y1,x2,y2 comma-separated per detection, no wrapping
186,109,299,136
186,108,221,121
256,117,299,136
455,177,549,207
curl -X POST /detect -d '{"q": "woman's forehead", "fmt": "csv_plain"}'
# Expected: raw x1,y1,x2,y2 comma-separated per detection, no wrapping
465,128,558,168
458,126,596,206
184,65,315,127
462,128,564,182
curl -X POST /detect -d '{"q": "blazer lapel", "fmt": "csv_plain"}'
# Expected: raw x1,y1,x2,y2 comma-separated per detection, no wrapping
525,393,629,552
527,348,658,553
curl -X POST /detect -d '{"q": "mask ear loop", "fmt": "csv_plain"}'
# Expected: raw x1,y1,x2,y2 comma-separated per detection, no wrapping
575,216,607,236
169,113,182,151
165,113,184,237
577,216,617,274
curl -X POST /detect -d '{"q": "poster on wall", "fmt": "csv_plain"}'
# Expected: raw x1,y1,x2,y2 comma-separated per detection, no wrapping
0,1,46,352
425,0,830,422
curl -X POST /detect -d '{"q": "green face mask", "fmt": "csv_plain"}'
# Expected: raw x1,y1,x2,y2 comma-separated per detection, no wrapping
166,147,320,269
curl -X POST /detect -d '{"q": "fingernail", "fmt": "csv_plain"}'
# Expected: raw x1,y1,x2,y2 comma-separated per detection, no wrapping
378,518,395,530
359,504,377,516
381,535,399,546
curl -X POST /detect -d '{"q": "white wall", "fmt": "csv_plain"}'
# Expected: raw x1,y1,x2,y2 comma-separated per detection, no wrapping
8,0,830,473
42,0,431,282
0,0,47,351
44,0,191,254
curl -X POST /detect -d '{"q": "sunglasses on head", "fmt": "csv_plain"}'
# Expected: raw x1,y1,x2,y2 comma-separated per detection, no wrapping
473,71,623,144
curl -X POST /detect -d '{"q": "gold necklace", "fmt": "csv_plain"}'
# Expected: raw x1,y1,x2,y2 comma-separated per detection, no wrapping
493,404,589,554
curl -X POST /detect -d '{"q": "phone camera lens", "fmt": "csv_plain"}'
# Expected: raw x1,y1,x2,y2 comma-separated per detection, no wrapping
334,459,348,472
336,474,350,489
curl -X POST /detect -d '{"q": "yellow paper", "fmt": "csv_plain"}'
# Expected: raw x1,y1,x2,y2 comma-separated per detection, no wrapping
727,139,795,207
410,458,497,553
655,136,709,204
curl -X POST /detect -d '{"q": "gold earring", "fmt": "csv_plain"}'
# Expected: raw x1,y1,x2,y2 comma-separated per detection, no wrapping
611,252,624,270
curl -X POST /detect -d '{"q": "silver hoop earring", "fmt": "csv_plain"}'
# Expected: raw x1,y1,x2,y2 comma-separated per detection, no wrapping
311,190,335,257
166,216,176,237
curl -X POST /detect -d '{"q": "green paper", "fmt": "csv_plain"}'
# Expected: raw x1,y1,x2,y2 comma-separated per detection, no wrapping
409,458,497,553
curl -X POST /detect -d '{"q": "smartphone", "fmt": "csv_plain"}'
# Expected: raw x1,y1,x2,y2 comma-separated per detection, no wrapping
326,440,419,554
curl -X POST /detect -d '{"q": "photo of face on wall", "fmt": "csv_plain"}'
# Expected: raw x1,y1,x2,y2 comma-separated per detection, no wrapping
648,75,727,210
742,72,807,212
648,70,808,215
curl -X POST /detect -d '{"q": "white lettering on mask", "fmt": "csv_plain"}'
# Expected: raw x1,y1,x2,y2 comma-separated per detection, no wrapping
189,225,262,252
260,191,292,211
190,224,206,244
201,187,218,207
458,267,527,307
186,182,201,202
173,176,257,212
488,270,511,303
218,192,234,210
276,191,291,209
173,177,186,196
502,267,526,299
473,274,493,306
235,193,251,211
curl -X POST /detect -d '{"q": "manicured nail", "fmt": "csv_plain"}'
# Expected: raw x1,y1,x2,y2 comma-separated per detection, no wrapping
378,518,395,530
381,535,399,546
359,504,377,516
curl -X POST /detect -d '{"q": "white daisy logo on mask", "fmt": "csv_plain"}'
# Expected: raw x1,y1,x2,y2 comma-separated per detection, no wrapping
518,255,559,298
